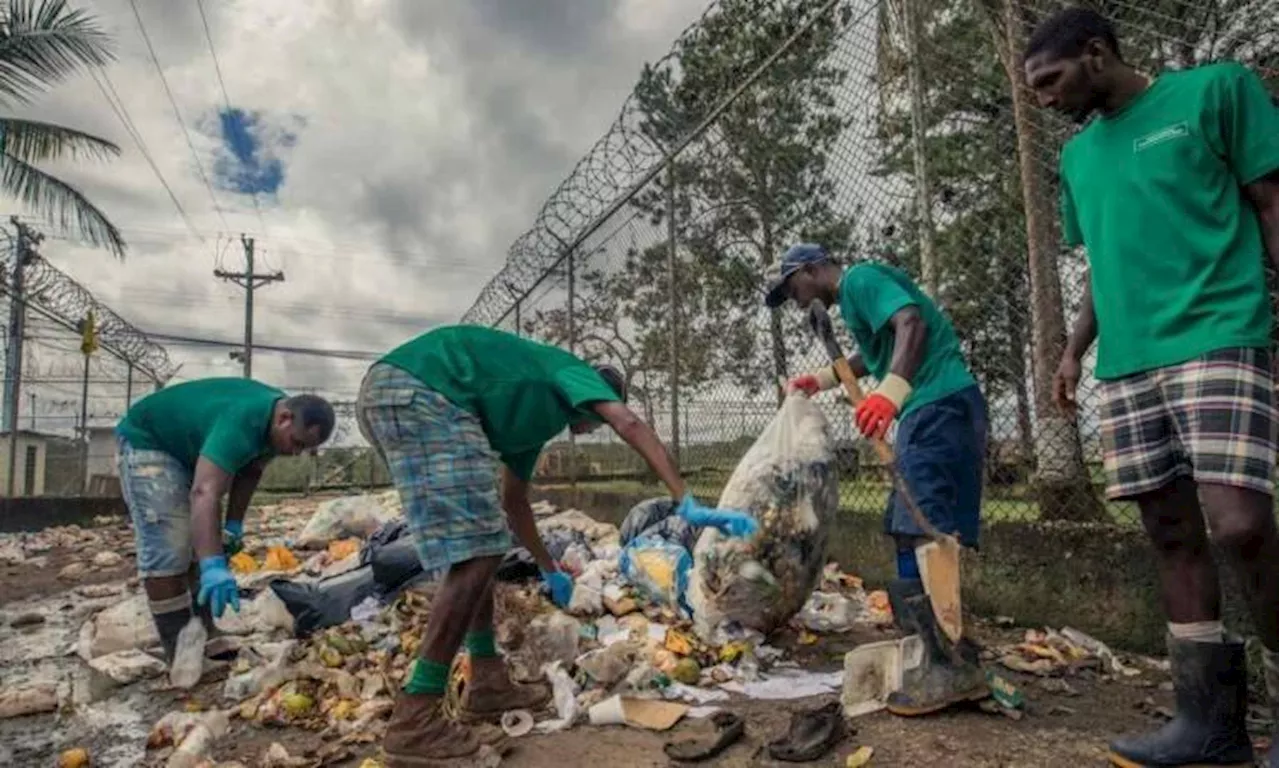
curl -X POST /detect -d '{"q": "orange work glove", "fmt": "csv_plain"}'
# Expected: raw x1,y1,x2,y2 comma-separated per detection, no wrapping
854,374,912,440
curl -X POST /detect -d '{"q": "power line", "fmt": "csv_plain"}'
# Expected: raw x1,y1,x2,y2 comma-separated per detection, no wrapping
126,0,231,232
141,329,382,360
193,0,271,238
87,67,203,244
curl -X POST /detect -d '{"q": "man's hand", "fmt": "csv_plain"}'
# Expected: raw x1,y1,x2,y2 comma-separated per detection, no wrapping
854,373,912,440
222,519,245,556
197,556,241,619
676,493,759,538
1053,353,1082,413
541,568,574,608
855,393,898,440
787,366,837,397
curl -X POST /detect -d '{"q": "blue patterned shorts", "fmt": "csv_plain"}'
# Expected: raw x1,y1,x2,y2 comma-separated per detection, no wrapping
356,362,513,575
117,436,196,578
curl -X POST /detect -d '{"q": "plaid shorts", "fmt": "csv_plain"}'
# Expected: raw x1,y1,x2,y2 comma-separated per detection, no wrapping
1098,347,1278,500
356,362,512,575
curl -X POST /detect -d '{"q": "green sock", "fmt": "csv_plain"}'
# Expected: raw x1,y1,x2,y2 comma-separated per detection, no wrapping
403,658,450,696
465,630,498,658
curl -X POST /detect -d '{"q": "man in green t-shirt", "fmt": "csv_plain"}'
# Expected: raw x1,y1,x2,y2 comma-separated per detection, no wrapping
1026,8,1278,767
115,379,335,664
765,243,991,718
358,325,755,763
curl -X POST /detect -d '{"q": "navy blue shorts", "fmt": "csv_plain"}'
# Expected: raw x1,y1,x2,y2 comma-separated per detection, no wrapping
883,384,988,548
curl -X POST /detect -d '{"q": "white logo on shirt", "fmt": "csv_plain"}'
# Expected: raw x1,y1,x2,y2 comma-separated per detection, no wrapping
1134,122,1190,152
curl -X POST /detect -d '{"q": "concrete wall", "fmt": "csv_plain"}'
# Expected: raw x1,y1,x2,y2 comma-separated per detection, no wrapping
534,486,1251,656
0,435,47,496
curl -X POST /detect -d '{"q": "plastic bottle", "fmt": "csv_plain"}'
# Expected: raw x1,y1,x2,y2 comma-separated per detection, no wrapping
169,617,207,689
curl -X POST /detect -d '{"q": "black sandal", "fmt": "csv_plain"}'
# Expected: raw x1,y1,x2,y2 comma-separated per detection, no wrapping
766,701,847,762
663,711,746,762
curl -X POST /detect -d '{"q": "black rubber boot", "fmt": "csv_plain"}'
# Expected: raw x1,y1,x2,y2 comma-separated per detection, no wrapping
1107,635,1253,768
884,578,988,717
1262,647,1277,768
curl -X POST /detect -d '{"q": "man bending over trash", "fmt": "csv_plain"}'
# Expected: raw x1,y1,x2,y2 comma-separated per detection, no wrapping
357,324,755,765
766,243,990,717
115,378,335,664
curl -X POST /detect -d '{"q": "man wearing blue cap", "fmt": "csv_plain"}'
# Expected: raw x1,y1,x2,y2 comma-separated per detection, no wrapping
765,243,990,717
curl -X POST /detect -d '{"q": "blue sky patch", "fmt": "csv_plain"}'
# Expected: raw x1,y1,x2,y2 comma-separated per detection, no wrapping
212,108,298,197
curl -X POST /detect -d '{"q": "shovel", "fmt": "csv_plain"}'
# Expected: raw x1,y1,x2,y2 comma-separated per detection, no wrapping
805,299,963,644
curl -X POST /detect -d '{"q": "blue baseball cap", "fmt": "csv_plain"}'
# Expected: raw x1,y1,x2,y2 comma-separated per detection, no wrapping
764,243,831,308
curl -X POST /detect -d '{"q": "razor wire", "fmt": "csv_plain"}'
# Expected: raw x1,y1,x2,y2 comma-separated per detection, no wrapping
1,226,177,383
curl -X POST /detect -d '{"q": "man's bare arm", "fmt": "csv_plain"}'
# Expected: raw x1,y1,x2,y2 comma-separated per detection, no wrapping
886,306,927,382
1244,172,1279,270
225,459,266,525
593,401,686,499
500,468,556,572
1064,280,1098,362
190,458,234,560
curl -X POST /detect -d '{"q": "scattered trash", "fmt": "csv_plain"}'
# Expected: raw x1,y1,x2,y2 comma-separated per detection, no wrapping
58,747,91,768
500,709,535,737
846,745,875,767
663,710,745,762
88,648,167,685
229,552,259,574
535,661,580,733
796,591,858,633
263,545,301,572
297,493,399,548
985,670,1025,711
841,636,922,717
169,617,207,689
78,594,160,660
0,681,58,719
92,551,124,568
767,700,847,762
8,610,45,628
588,694,689,730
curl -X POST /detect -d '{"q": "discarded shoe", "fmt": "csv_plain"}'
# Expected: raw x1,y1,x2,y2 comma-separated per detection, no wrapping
663,711,745,762
767,701,846,762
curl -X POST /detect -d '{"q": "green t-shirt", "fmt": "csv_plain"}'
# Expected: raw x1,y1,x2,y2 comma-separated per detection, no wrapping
1059,62,1278,380
115,378,283,474
380,325,622,480
838,263,977,416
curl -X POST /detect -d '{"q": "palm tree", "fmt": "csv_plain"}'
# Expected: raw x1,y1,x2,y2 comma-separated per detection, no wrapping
1,0,125,257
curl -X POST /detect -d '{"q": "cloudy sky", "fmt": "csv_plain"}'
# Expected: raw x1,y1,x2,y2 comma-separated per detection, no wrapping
9,0,708,431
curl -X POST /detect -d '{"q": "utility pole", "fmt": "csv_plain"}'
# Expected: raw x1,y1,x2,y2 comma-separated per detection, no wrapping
214,235,283,379
5,218,40,497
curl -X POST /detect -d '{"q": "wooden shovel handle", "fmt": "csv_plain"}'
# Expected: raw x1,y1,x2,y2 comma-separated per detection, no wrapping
829,357,944,542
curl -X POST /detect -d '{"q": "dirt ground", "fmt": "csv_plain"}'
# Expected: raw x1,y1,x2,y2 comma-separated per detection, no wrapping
1,514,1271,768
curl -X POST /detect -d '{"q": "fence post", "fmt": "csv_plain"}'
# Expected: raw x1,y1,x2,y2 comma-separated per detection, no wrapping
514,297,521,337
566,247,578,504
5,222,32,497
666,167,681,466
125,363,133,410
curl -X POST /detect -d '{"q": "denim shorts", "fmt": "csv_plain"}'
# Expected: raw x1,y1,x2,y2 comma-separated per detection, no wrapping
884,385,988,548
117,436,195,578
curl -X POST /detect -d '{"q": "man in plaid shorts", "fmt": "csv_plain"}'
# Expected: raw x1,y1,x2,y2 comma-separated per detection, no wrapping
1027,8,1278,768
358,324,756,765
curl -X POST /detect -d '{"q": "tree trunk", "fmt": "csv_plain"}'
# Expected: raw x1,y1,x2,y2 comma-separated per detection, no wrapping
892,0,939,296
996,1,1105,522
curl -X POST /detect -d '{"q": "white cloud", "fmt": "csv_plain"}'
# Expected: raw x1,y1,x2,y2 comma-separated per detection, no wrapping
7,0,705,430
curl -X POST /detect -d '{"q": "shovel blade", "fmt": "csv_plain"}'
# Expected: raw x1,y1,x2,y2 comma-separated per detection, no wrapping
916,537,963,643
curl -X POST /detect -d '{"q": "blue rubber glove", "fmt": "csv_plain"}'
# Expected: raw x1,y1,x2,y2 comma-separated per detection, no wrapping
223,519,245,556
541,569,574,609
197,556,241,619
676,493,759,538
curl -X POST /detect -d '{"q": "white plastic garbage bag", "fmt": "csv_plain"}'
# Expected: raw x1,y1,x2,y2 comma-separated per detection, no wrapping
296,495,399,548
686,393,838,638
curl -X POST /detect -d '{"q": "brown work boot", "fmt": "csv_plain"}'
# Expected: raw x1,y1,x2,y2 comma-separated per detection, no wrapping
382,691,492,767
460,656,551,722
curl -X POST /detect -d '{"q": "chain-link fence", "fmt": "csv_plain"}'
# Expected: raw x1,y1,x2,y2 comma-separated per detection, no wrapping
460,0,1277,527
1,221,177,497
